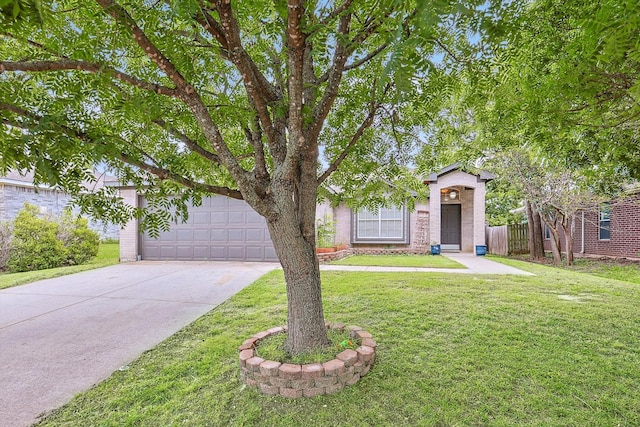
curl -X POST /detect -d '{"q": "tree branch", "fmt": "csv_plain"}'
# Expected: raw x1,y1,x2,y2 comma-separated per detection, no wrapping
244,112,269,182
308,12,351,141
93,0,261,203
119,154,243,200
434,38,469,65
317,43,388,83
0,102,243,199
152,119,221,164
95,0,192,94
317,84,390,185
0,60,178,96
318,0,353,26
207,2,281,150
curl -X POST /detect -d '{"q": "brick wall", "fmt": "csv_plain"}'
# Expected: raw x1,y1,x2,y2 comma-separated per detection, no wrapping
0,184,119,239
543,193,640,259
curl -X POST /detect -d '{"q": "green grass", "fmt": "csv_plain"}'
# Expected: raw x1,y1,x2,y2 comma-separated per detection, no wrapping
255,328,357,365
506,254,640,285
0,242,119,290
37,263,640,426
332,254,465,268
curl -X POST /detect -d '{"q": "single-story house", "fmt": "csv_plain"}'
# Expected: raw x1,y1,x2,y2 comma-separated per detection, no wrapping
0,170,120,240
543,189,640,259
118,164,494,262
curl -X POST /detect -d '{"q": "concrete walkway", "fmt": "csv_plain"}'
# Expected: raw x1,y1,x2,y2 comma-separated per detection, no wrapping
0,261,279,427
321,252,535,275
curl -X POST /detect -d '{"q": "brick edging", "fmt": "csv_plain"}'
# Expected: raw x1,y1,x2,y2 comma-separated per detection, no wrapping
238,323,376,398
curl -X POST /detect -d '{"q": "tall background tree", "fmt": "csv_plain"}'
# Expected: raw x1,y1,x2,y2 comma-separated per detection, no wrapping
0,1,487,354
457,0,640,182
415,0,638,263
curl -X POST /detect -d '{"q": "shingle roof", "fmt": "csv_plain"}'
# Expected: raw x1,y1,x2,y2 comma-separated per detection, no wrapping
424,162,495,184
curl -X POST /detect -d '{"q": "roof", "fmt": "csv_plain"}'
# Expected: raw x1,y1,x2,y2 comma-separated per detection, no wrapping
424,162,495,184
0,169,115,191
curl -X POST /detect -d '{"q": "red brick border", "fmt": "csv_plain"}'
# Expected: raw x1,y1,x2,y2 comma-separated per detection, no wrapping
238,323,376,398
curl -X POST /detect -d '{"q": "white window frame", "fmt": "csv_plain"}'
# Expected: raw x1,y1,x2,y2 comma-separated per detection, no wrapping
352,204,409,244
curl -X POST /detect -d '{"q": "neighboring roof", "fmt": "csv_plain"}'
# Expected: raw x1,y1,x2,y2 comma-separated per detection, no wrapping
0,169,115,191
424,162,495,184
0,170,56,189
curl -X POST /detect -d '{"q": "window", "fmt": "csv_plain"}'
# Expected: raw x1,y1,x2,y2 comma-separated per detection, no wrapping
353,205,408,243
599,202,611,240
544,225,550,240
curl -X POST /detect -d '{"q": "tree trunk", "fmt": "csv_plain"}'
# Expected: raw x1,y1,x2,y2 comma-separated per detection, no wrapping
526,200,535,256
548,228,562,264
561,215,575,266
526,201,545,259
267,213,329,355
540,214,562,264
532,209,545,259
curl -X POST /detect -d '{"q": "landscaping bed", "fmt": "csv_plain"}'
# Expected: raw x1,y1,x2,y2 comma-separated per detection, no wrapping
239,324,376,398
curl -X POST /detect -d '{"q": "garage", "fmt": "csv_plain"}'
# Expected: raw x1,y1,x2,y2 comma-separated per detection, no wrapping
140,196,278,262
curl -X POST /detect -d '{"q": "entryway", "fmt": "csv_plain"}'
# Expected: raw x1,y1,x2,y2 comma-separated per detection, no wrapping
441,204,461,250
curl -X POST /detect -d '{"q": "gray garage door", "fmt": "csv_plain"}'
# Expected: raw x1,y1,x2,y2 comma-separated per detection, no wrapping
141,196,278,261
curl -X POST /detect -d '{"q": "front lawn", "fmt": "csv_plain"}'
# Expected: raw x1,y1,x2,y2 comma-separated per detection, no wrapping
332,254,465,268
38,261,640,426
0,242,119,290
507,254,640,285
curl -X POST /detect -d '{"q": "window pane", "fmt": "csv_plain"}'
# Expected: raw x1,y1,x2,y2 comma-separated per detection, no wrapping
380,219,402,238
357,220,378,238
599,202,611,240
380,208,402,220
356,206,404,240
599,220,610,240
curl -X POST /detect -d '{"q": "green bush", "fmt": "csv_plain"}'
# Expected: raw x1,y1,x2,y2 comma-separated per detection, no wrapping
0,221,12,271
57,210,100,265
5,204,101,273
7,204,66,272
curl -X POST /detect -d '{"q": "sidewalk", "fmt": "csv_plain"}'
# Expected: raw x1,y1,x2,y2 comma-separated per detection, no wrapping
320,253,534,275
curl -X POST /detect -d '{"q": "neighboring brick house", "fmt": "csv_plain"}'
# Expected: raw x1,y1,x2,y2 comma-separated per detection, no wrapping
543,190,640,259
0,170,120,240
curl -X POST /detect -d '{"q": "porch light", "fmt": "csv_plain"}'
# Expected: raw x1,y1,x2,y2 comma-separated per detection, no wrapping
449,190,457,199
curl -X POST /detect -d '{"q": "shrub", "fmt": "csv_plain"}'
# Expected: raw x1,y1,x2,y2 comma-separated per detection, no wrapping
316,214,335,248
57,210,100,265
7,204,66,272
0,221,12,271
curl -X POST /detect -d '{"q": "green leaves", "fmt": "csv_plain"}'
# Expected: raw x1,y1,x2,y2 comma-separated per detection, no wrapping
0,0,43,24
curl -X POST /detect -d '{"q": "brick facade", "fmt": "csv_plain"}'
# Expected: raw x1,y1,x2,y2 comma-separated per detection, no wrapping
428,170,488,250
318,166,492,255
543,193,640,259
0,182,119,240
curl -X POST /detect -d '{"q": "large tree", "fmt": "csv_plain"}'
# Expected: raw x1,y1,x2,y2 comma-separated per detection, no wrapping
0,1,479,354
467,0,640,181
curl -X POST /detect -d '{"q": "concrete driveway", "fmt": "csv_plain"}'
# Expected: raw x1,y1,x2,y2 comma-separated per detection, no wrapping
0,261,278,427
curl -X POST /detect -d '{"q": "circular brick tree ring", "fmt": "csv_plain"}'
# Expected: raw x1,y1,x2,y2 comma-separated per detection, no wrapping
238,323,376,398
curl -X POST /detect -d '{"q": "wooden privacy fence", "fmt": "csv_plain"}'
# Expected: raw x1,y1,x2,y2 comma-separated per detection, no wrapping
486,224,529,255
